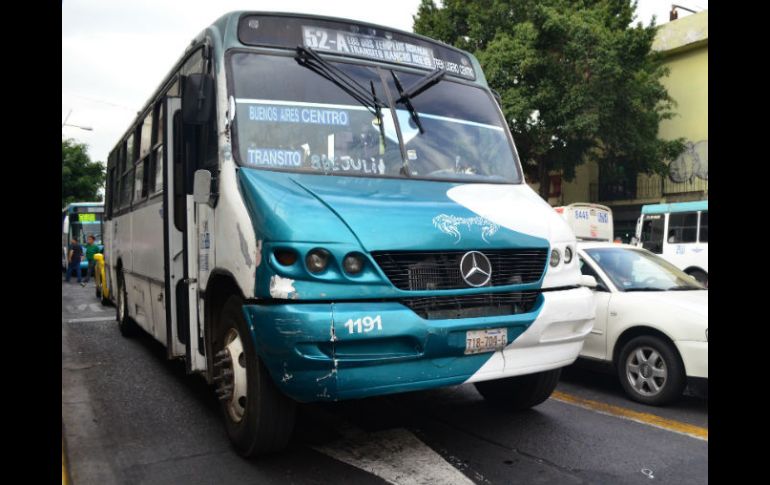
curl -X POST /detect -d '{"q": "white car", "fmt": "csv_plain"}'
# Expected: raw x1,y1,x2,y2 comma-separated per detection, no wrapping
576,242,707,405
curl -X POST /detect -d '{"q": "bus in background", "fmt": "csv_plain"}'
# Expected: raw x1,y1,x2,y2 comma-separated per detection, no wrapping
102,12,595,456
634,200,708,286
62,202,104,272
555,203,613,243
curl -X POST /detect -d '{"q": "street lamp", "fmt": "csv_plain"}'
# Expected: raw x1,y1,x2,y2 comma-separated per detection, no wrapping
62,109,94,131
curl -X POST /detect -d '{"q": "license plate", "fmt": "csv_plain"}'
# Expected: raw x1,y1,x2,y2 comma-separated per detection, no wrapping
465,328,507,355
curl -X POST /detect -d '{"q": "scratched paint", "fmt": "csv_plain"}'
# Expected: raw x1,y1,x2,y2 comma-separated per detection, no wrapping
237,223,254,268
269,275,296,299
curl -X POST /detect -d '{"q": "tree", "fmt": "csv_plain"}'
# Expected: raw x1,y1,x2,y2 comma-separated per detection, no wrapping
62,138,105,207
413,0,685,198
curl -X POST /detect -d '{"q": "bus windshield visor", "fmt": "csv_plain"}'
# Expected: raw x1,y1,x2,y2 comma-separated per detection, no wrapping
229,53,521,183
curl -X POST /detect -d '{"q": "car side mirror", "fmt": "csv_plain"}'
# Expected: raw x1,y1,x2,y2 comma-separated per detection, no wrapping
193,169,212,205
580,275,598,288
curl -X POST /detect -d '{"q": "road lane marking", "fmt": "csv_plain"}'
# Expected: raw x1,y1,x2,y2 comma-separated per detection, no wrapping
65,317,114,324
550,391,708,441
315,425,474,485
62,436,70,485
64,304,107,313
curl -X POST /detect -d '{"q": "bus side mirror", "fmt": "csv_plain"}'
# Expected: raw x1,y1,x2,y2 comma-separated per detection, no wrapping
193,169,212,205
182,73,215,125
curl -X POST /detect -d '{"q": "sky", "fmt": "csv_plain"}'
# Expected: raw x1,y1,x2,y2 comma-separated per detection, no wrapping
62,0,708,165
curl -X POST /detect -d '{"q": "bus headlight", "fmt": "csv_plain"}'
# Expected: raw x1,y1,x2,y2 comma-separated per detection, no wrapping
306,248,330,273
549,248,561,267
274,249,298,266
564,246,573,264
343,253,365,275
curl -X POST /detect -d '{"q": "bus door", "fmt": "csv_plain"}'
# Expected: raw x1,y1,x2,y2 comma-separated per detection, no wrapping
163,96,206,372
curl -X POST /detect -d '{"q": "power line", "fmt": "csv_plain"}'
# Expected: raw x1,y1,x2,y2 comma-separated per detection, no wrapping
64,93,135,111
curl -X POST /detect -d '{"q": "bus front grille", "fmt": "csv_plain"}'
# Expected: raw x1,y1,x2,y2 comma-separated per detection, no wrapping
371,249,548,290
401,291,540,320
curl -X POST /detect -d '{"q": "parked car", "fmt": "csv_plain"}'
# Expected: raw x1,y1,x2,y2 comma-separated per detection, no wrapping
576,242,707,405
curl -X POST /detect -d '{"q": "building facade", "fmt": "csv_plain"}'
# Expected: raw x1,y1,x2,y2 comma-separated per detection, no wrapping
532,10,708,241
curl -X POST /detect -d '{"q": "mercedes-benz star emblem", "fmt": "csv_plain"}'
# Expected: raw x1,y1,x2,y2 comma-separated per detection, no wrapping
460,251,492,287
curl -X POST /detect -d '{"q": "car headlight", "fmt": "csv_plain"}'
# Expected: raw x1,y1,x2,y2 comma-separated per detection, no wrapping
305,248,330,273
549,248,561,267
564,246,573,264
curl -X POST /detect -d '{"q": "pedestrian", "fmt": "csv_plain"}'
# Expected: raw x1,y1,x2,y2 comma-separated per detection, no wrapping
82,234,101,287
65,238,83,284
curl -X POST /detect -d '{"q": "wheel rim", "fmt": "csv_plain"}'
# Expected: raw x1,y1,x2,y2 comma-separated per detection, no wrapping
217,327,248,423
625,346,668,397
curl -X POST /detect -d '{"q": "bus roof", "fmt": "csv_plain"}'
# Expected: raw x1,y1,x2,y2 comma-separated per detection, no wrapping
111,11,487,158
641,200,708,215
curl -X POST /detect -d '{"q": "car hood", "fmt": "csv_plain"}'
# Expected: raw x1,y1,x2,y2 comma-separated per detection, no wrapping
237,169,573,252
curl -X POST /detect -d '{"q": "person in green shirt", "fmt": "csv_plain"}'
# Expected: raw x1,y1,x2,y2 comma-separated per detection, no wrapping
81,234,101,287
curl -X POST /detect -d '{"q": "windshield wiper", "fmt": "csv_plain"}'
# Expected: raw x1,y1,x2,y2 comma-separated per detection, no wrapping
390,68,446,135
295,47,385,119
624,287,665,292
295,46,388,164
667,286,703,291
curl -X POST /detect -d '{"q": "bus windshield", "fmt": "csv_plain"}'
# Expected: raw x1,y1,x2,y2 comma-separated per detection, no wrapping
229,53,521,183
70,217,103,245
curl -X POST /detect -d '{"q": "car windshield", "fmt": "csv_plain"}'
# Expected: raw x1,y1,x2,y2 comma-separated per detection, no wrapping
228,53,521,183
584,247,705,291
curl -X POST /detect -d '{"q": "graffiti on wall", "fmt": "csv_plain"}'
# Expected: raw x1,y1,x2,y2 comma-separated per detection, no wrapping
668,140,708,183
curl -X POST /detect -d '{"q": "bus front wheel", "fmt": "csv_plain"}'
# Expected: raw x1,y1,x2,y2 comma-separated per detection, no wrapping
474,369,561,410
214,295,296,457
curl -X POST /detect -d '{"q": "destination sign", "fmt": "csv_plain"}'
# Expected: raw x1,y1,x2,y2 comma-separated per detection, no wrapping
238,14,477,80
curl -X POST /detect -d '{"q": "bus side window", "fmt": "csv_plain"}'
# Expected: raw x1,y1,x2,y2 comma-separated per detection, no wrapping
668,212,697,243
134,161,145,201
640,216,664,254
151,101,164,195
699,211,708,242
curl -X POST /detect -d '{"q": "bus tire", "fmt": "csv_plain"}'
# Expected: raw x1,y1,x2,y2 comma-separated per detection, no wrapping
687,269,708,288
116,272,139,337
474,368,561,410
215,295,296,457
617,335,685,406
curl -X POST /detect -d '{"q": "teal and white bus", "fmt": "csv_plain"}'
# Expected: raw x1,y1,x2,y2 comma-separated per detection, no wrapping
61,202,104,271
635,200,708,286
102,12,595,456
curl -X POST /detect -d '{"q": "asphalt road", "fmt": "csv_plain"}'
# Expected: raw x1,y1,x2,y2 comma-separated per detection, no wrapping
62,280,707,484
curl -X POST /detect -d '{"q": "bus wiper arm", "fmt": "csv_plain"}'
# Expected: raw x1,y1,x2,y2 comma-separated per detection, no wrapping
390,71,424,134
295,47,385,117
395,67,446,103
390,68,446,135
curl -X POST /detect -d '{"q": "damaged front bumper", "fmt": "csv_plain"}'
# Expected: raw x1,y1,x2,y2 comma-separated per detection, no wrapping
242,287,594,402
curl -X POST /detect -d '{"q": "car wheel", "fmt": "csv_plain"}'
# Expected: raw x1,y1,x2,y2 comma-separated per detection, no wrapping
214,295,296,456
617,335,685,406
474,369,561,410
688,269,708,288
116,272,139,337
